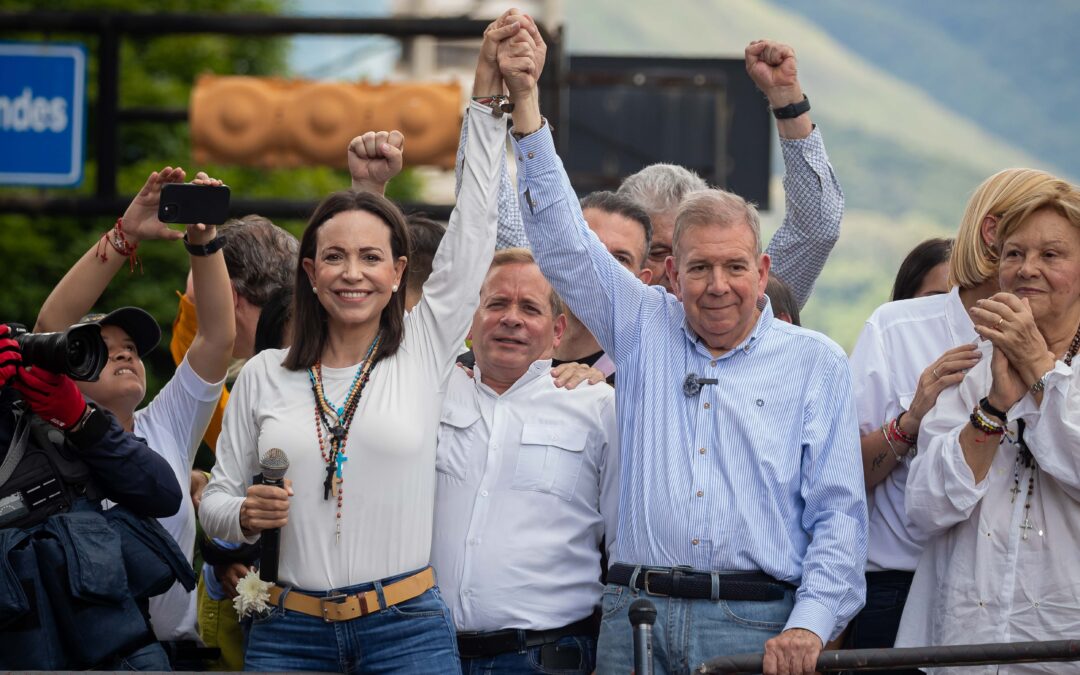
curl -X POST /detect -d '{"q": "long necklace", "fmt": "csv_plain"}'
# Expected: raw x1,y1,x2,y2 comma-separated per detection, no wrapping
307,332,382,542
1010,322,1079,541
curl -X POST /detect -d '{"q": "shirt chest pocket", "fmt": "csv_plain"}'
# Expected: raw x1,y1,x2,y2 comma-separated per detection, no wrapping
512,423,589,501
436,403,482,481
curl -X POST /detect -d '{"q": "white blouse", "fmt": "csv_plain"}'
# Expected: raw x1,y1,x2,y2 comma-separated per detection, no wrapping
848,287,977,572
896,339,1080,674
200,102,506,590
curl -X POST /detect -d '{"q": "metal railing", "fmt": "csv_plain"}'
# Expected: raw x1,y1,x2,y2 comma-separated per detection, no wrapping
696,639,1080,673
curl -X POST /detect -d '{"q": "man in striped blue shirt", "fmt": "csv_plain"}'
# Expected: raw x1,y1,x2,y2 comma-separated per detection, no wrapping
496,28,867,675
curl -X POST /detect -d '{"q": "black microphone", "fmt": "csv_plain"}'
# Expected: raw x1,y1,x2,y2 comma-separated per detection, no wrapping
257,447,289,584
683,372,719,397
629,598,656,675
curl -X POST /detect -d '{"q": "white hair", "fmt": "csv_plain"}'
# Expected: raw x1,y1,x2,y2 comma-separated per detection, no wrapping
617,163,708,217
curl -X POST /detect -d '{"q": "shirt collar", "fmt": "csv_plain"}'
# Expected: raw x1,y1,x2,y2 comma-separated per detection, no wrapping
681,297,775,359
473,358,553,397
943,286,978,342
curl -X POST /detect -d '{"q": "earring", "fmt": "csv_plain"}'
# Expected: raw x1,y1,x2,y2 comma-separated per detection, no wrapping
312,286,318,293
392,284,399,292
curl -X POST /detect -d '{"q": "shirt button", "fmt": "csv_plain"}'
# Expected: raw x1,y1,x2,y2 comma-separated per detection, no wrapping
698,448,706,455
527,151,535,159
480,490,489,497
703,402,710,409
691,538,700,546
710,361,717,368
468,538,479,546
1034,602,1040,608
696,490,704,497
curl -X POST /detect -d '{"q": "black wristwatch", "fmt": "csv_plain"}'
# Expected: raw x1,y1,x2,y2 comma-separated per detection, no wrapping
183,233,226,257
771,95,811,120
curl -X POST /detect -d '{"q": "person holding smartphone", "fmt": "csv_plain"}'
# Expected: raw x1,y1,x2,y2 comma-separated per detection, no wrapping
33,167,235,664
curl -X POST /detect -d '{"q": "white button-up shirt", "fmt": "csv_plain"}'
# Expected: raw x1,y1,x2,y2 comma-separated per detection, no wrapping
896,342,1080,674
848,287,976,572
431,360,619,633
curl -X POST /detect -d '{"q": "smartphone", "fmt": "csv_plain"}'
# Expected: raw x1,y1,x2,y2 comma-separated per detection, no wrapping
158,183,231,225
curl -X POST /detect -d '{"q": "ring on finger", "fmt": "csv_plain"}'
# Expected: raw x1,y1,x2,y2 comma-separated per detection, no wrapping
996,317,1004,329
933,367,939,379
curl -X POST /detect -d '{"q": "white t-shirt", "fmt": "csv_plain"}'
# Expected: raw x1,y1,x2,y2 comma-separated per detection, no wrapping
848,287,976,571
133,355,223,641
200,101,505,590
431,361,619,632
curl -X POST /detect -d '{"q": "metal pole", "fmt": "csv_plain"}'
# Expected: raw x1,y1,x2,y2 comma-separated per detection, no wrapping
696,640,1080,674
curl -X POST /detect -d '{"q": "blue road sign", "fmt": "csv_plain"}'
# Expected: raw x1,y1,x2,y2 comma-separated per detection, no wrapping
0,42,87,187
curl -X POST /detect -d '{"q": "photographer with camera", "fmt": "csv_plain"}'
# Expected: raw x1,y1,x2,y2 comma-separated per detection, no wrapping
33,167,236,664
0,324,185,670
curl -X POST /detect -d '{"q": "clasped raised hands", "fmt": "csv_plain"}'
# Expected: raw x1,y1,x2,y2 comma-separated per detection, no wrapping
495,11,545,98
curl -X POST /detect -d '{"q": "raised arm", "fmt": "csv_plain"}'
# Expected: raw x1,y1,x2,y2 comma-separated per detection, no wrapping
503,22,659,362
405,22,518,372
35,167,186,332
745,40,843,309
183,172,235,385
454,9,534,250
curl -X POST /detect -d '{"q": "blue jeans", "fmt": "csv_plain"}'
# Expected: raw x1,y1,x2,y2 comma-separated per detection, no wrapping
244,568,460,673
595,582,794,675
842,571,919,675
461,635,596,674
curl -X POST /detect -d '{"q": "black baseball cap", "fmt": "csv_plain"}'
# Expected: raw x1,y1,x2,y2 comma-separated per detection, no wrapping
78,307,161,357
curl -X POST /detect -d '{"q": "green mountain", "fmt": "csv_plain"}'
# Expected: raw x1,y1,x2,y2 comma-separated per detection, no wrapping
565,0,1068,350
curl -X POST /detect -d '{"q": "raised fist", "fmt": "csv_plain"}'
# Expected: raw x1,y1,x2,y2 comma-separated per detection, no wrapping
348,130,405,194
745,40,802,105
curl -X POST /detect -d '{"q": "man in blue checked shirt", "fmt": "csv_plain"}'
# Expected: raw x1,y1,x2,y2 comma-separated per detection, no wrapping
496,25,866,675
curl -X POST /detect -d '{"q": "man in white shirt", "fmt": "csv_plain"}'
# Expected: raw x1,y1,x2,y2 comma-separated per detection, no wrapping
431,248,619,675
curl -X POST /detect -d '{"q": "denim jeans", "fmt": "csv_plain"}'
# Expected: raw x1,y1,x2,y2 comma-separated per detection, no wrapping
461,635,596,675
244,568,459,673
842,570,919,675
595,582,794,675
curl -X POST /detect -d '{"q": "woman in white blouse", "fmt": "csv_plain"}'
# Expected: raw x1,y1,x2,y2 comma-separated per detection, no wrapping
896,182,1080,673
198,24,519,665
845,169,1066,663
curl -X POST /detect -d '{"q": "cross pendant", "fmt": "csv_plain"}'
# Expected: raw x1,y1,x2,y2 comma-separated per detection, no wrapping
330,425,346,442
1020,518,1035,540
323,463,335,500
1010,485,1021,503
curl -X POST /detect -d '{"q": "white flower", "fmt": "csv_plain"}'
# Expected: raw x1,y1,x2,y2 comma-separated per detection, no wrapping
233,568,272,618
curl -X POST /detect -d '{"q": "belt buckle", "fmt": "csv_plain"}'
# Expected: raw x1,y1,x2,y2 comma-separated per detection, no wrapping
642,570,670,597
320,592,349,622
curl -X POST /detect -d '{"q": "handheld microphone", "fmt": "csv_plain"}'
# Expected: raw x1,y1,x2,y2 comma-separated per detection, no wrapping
257,447,289,584
628,598,657,675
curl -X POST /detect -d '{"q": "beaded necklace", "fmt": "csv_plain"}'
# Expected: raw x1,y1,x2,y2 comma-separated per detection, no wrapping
307,332,382,542
1010,323,1080,541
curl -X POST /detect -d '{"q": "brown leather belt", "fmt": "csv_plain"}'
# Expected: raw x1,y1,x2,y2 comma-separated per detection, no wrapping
267,567,435,623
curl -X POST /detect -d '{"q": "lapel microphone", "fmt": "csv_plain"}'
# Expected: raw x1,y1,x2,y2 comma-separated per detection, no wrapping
683,372,718,397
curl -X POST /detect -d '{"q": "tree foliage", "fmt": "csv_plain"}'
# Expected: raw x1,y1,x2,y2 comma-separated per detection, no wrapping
0,0,423,396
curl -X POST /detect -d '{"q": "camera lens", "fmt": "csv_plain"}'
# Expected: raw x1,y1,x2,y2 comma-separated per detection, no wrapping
162,203,178,221
16,323,109,381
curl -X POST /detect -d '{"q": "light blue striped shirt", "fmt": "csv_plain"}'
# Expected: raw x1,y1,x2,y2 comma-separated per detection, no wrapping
510,124,867,643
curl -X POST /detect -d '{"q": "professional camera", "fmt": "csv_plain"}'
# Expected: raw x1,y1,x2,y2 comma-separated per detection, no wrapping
4,323,109,382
